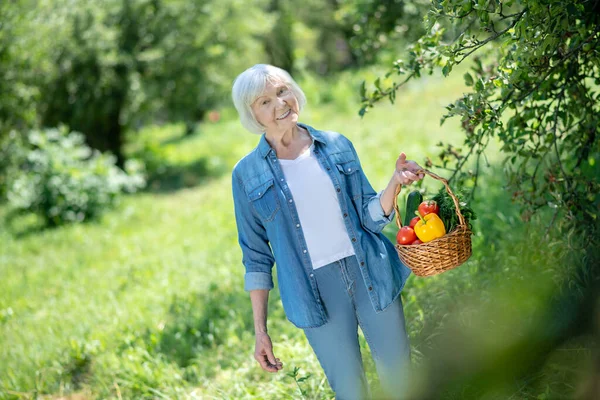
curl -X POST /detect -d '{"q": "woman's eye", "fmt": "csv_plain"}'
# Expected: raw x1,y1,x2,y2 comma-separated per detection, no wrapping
262,100,269,105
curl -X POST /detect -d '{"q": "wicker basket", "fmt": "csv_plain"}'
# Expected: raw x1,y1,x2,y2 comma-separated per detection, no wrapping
394,169,472,277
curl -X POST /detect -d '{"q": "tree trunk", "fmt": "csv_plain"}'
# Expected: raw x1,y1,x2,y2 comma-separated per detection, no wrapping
264,0,295,74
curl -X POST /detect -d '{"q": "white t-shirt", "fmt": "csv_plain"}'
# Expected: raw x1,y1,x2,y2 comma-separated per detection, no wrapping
278,141,356,269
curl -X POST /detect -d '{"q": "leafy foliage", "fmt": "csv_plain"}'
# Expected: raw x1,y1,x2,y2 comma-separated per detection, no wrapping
361,2,600,397
0,1,40,142
2,126,145,226
431,186,477,232
360,0,600,237
335,0,430,64
0,0,271,166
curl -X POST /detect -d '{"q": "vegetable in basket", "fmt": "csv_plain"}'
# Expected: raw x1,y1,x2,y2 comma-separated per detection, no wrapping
396,226,417,245
413,211,446,242
403,190,423,226
393,170,474,276
417,200,439,217
431,186,477,232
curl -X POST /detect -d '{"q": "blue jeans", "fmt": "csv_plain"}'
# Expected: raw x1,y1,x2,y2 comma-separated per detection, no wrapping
303,255,412,400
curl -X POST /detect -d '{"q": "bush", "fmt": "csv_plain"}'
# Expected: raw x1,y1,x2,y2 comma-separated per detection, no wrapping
2,126,145,226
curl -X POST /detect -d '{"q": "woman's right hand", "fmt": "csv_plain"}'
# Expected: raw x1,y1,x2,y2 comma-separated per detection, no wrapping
254,332,283,373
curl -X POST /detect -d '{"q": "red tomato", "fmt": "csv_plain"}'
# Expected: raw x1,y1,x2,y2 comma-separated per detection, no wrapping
411,239,423,245
418,200,439,217
396,226,417,245
409,216,420,228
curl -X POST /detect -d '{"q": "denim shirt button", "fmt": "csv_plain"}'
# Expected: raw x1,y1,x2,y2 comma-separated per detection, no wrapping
368,286,373,291
296,224,300,228
303,249,307,253
343,213,348,218
336,188,341,192
289,199,293,203
360,261,365,266
352,238,357,242
310,273,314,277
280,178,284,181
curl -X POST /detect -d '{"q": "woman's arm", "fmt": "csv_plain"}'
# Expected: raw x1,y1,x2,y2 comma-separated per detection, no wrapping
250,289,283,373
379,177,402,217
232,169,276,291
250,289,270,334
346,139,423,232
380,153,424,216
232,169,282,372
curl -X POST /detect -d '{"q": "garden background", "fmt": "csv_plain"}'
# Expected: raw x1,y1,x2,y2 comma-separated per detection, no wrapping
1,1,599,399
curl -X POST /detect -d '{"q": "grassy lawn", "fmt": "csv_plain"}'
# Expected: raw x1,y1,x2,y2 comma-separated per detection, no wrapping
0,66,593,399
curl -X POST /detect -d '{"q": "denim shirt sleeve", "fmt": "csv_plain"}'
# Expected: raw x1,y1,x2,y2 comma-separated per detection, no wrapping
232,169,275,291
347,140,396,234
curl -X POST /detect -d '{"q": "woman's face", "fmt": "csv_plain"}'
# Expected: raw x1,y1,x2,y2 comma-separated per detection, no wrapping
251,80,299,133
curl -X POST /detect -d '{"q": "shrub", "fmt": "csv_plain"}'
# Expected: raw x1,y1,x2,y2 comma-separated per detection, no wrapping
2,126,145,226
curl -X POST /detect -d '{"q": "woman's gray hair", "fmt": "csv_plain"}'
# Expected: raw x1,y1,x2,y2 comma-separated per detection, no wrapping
231,64,307,134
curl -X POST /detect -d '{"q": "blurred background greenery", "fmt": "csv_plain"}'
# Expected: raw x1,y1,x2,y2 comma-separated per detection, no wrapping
0,0,598,399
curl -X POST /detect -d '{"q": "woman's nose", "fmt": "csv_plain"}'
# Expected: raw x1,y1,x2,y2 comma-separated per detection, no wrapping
276,97,287,108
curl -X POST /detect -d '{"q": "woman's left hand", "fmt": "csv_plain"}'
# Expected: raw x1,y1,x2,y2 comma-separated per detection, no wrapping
393,153,424,186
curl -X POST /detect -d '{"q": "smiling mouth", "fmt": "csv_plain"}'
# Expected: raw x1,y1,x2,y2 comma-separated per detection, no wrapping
277,109,291,120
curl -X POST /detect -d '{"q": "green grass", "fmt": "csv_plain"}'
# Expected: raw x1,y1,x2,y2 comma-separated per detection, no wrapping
0,66,594,399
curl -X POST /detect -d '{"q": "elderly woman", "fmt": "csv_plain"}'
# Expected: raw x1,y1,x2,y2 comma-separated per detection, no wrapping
231,64,423,400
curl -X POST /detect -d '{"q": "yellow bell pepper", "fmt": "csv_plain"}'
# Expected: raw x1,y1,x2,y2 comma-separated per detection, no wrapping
414,212,446,242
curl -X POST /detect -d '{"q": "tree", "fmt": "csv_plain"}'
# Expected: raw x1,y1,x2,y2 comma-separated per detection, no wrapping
0,2,34,199
360,0,599,235
40,2,135,168
359,0,600,397
264,0,295,74
138,0,270,135
335,0,430,65
30,0,269,165
260,0,431,75
0,0,40,140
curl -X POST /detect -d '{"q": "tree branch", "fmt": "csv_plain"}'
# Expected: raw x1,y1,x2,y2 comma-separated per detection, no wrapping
514,27,600,103
453,9,527,64
552,95,570,193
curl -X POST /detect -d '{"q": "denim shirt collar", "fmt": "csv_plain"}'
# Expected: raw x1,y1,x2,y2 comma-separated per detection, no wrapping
257,122,326,158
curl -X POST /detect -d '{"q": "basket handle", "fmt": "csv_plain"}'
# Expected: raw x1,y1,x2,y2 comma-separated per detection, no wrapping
393,169,466,229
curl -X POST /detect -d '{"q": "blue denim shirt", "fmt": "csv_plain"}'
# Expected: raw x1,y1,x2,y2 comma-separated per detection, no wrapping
231,122,412,328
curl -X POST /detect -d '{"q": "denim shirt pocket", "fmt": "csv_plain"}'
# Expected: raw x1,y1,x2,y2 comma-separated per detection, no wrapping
335,159,361,199
246,177,280,222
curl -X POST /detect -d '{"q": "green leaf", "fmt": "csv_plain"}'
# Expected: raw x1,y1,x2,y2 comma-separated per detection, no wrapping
464,72,474,86
374,77,382,91
297,374,312,382
442,64,450,77
475,78,484,91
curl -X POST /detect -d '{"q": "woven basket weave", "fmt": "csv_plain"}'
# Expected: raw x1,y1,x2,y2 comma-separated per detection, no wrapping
394,169,472,277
